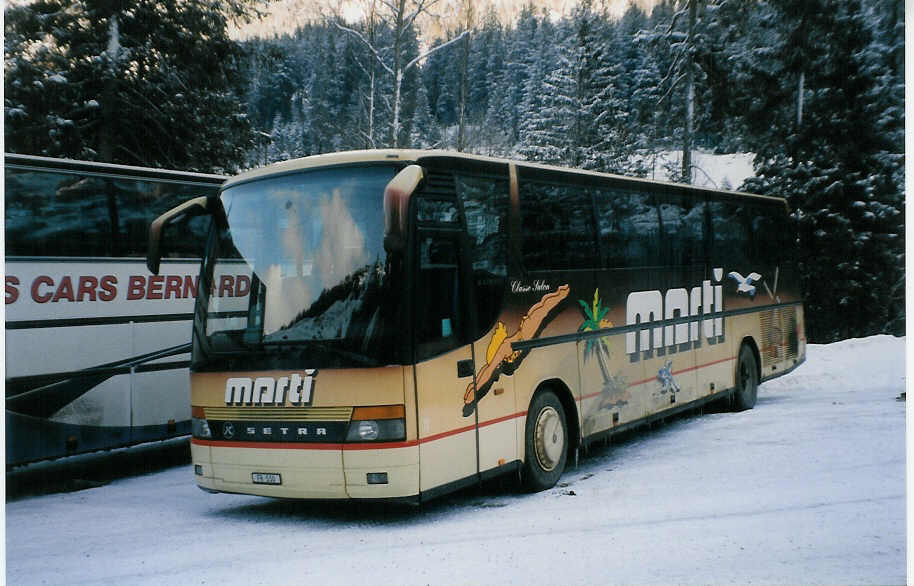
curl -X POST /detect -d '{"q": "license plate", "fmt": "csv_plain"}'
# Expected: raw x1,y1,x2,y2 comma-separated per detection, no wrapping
252,472,281,485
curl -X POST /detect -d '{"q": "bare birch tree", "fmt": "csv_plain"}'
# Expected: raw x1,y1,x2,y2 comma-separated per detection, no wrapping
334,0,467,147
646,0,705,184
456,0,474,152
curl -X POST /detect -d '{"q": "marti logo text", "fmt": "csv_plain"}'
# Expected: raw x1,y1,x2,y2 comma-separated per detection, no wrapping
224,371,316,406
625,268,732,356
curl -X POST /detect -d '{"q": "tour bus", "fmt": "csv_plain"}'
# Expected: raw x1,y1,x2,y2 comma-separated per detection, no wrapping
5,154,225,465
147,150,805,502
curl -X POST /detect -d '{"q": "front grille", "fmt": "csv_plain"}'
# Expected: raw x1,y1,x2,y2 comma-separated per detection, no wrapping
203,406,353,422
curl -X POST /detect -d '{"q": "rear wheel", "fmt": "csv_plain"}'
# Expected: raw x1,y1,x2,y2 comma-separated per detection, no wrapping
732,344,759,411
522,391,567,492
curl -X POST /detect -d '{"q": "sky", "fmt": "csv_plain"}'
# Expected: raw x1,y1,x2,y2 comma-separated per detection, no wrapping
229,0,659,41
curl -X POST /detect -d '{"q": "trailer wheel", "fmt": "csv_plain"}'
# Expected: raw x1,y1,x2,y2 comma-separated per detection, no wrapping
732,344,758,411
523,391,567,492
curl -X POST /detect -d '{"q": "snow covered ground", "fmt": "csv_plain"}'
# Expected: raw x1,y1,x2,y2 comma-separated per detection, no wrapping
6,335,906,585
647,150,756,191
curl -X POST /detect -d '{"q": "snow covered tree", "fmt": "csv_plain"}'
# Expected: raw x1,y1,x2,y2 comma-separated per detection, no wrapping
517,15,572,164
742,0,904,341
497,6,539,144
4,0,256,172
333,0,466,147
409,80,435,148
640,0,732,181
307,30,350,154
466,6,503,125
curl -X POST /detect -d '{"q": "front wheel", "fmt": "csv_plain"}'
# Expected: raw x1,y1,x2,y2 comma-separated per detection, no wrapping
732,344,759,411
522,391,567,492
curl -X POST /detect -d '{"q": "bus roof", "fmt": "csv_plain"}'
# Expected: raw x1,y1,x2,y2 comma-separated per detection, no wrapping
225,149,786,205
5,153,227,185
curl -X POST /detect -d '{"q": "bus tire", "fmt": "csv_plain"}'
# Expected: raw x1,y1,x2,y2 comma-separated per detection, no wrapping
522,391,567,492
732,344,758,411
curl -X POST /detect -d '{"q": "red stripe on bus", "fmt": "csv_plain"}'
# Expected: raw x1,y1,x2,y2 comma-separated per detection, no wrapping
343,440,419,450
417,411,526,444
578,355,737,401
190,412,527,451
479,411,526,429
629,356,737,387
418,422,477,444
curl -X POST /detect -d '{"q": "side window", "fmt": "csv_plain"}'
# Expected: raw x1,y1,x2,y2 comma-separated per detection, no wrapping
415,234,463,361
455,174,509,277
595,188,661,268
709,199,752,269
4,168,216,258
520,181,597,270
745,202,793,265
658,193,705,267
455,173,509,337
5,170,114,256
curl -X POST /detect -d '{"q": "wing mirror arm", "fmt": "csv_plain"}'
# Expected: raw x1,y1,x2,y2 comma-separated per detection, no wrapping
383,165,424,253
147,196,212,275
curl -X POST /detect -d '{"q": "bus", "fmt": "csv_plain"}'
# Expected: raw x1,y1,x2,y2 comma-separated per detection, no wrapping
147,150,806,503
5,154,225,465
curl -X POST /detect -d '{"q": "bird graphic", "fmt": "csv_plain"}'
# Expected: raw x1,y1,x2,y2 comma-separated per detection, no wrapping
728,271,763,299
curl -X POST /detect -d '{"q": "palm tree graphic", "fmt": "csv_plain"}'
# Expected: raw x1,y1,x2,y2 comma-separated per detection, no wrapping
578,288,613,384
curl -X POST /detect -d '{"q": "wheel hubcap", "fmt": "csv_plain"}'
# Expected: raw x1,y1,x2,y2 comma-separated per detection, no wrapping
534,406,564,472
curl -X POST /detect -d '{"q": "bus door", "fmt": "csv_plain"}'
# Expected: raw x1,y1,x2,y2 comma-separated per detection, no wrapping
412,228,479,494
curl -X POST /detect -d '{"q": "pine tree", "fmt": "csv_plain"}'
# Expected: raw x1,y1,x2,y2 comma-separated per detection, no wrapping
590,29,645,175
481,61,511,156
409,80,435,148
517,15,568,163
307,30,348,154
499,6,539,144
467,6,502,124
4,0,256,172
742,0,904,341
639,0,721,183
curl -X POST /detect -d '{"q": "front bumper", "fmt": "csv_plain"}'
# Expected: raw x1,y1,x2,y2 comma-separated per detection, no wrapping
191,440,420,500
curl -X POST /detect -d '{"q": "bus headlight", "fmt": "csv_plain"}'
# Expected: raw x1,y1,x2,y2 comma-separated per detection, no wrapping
357,420,379,440
192,417,212,439
346,405,406,442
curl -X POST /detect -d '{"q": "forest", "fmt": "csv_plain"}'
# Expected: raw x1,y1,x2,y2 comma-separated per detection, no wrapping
3,0,904,343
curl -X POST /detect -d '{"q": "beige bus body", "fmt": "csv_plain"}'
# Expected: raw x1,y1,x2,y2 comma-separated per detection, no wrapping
165,150,806,503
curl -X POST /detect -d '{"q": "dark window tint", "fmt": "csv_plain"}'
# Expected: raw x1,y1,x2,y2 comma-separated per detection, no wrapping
658,193,705,266
455,173,509,337
745,202,793,264
709,198,791,268
415,234,464,361
708,199,751,268
595,189,661,268
5,168,217,257
520,181,597,270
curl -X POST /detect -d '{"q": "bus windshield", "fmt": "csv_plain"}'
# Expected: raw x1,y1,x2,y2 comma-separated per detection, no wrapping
195,165,403,369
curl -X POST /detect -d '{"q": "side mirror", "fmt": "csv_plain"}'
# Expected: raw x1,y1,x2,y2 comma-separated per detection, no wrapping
383,165,424,252
147,196,211,275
